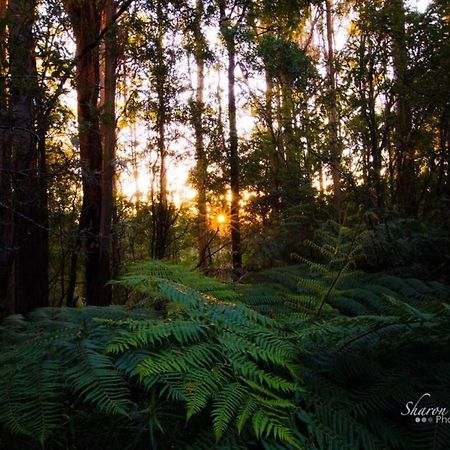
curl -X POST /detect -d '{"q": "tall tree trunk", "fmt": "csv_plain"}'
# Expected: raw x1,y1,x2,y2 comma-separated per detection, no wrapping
439,108,450,196
192,0,210,270
152,0,170,260
265,72,282,214
99,0,117,304
389,0,416,215
446,114,450,195
0,0,6,102
66,0,106,305
325,0,341,204
367,61,383,208
0,0,13,317
219,2,242,279
280,79,300,205
8,0,48,315
358,35,384,208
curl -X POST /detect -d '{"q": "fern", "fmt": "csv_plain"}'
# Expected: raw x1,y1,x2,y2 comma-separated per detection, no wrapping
0,261,303,448
1,258,450,449
291,299,450,450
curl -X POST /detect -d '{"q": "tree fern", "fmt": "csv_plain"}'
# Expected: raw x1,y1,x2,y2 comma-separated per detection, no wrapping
1,258,450,449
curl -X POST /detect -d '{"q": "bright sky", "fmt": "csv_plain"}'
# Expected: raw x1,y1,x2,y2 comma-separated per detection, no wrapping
409,0,431,13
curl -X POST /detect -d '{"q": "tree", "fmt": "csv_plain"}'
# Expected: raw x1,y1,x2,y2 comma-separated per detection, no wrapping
218,0,243,279
0,0,12,317
65,0,109,306
324,0,341,204
99,0,118,304
151,0,172,260
190,0,212,271
2,0,49,315
341,0,392,208
387,0,416,215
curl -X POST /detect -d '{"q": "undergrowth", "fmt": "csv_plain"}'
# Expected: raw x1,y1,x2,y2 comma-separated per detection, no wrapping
1,222,450,449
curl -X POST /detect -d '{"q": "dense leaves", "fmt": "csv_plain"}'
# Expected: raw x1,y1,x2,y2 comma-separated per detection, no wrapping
1,251,450,449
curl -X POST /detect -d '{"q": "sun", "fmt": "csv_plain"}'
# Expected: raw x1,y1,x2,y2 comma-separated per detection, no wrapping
217,213,227,224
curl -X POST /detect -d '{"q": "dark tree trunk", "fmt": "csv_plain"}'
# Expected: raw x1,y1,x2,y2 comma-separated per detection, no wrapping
151,0,170,261
325,0,341,204
358,34,384,208
66,0,107,305
0,0,13,317
438,108,450,196
228,42,242,278
280,79,300,205
151,0,174,259
192,0,211,270
389,0,416,215
8,0,48,315
99,0,117,304
219,2,242,279
264,72,282,213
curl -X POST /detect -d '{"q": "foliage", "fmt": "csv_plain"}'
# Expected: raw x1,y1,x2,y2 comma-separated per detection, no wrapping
1,252,450,449
0,266,300,449
362,218,450,283
116,259,239,304
257,35,315,89
244,220,450,317
293,299,450,450
2,0,450,447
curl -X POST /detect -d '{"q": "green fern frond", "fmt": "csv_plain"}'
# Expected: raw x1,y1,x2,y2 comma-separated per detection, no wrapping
212,383,249,440
64,338,131,416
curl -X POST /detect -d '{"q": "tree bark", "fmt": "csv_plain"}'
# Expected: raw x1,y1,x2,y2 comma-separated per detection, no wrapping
7,0,48,315
66,0,107,305
152,0,171,260
219,1,242,279
389,0,416,216
280,79,300,205
357,34,384,207
99,0,117,304
0,0,6,103
0,0,13,317
265,71,282,214
325,0,341,204
192,0,210,270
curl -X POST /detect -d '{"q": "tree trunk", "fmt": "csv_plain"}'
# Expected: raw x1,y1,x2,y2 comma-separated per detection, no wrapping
325,0,341,204
99,0,117,304
367,61,383,208
265,72,282,214
280,79,300,205
0,0,13,317
192,0,210,270
66,0,106,305
358,35,384,208
0,0,6,101
219,2,242,279
152,0,170,260
8,0,48,315
389,0,416,216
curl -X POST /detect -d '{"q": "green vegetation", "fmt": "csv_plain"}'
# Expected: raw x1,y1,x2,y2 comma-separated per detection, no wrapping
1,0,450,448
1,222,449,448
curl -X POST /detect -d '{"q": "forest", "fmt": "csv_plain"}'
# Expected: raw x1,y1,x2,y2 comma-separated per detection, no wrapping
0,0,450,448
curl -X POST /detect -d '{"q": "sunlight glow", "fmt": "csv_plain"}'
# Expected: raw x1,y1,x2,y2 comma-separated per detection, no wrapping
119,160,197,207
217,213,227,224
120,167,150,201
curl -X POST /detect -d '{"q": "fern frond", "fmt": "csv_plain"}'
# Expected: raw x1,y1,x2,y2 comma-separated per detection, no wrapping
212,383,249,440
64,339,130,416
